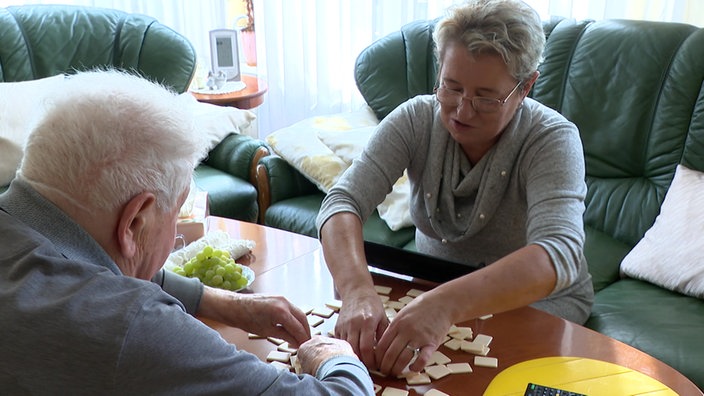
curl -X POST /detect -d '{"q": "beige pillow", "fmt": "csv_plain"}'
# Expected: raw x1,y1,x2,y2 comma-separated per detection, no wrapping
266,127,346,192
318,127,375,165
620,164,704,298
266,108,413,231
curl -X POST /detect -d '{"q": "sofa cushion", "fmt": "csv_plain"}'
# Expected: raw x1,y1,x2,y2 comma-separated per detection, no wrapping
585,279,704,389
620,164,704,298
265,194,415,248
317,127,374,163
361,214,415,249
265,108,413,231
265,195,324,238
265,109,379,191
181,94,256,161
194,164,258,223
583,226,632,293
316,128,413,232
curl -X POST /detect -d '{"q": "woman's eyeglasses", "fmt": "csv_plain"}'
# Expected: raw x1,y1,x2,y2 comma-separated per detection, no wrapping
434,81,522,113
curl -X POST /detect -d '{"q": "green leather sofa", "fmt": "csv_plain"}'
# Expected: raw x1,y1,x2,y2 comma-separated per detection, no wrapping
0,4,267,223
257,17,704,389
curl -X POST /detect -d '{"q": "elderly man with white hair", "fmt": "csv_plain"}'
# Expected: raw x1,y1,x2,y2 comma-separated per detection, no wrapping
0,70,373,395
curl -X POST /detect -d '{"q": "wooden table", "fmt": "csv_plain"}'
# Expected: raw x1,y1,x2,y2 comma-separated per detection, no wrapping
190,74,267,109
202,217,702,395
205,216,320,274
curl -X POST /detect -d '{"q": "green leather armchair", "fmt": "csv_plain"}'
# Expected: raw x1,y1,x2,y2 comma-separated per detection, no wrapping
257,16,704,388
0,4,267,222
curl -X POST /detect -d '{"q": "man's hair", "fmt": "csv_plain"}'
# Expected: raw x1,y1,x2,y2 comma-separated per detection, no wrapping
434,0,545,83
20,69,208,213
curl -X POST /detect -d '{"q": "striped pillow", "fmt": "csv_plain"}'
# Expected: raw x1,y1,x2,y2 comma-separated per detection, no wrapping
620,164,704,298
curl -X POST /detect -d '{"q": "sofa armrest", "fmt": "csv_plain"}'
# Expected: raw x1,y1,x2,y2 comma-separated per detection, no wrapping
203,133,270,185
255,155,320,224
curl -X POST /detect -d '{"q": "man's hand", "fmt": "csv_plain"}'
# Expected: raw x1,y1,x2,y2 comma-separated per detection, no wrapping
334,293,389,370
197,286,311,347
297,336,359,375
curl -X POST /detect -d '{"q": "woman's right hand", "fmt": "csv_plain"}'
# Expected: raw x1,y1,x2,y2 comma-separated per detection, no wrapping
334,291,389,370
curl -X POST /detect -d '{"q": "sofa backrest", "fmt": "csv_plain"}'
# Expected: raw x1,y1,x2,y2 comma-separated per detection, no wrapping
355,19,439,121
533,18,704,243
0,4,196,93
533,19,704,288
354,17,567,121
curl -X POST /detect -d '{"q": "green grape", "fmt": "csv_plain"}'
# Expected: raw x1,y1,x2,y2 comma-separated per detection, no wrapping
235,277,248,288
229,272,241,282
171,245,248,291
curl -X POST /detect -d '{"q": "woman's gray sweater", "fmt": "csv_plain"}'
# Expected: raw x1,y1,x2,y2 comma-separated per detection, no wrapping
317,95,594,323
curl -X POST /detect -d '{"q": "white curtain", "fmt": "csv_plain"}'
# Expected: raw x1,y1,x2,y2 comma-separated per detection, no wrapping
254,0,460,136
527,0,703,23
255,0,702,137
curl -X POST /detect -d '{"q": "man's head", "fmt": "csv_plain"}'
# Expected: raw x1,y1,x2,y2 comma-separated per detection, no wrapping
20,70,208,279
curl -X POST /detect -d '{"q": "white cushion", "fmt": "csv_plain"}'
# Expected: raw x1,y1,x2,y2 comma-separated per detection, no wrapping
177,93,256,151
266,108,413,231
620,164,704,298
0,75,255,187
0,75,65,186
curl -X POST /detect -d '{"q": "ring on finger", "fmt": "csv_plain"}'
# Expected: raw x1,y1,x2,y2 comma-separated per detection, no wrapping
405,344,420,357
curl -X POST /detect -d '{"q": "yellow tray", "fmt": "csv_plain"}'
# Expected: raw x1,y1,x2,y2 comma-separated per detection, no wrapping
484,356,677,395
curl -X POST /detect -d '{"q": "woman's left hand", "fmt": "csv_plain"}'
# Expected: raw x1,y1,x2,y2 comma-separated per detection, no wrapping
374,291,454,375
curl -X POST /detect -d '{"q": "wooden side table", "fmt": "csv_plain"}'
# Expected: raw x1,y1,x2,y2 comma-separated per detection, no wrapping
190,74,268,110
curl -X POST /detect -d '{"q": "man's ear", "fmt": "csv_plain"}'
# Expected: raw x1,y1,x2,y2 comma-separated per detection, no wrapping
116,192,157,259
522,70,540,97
